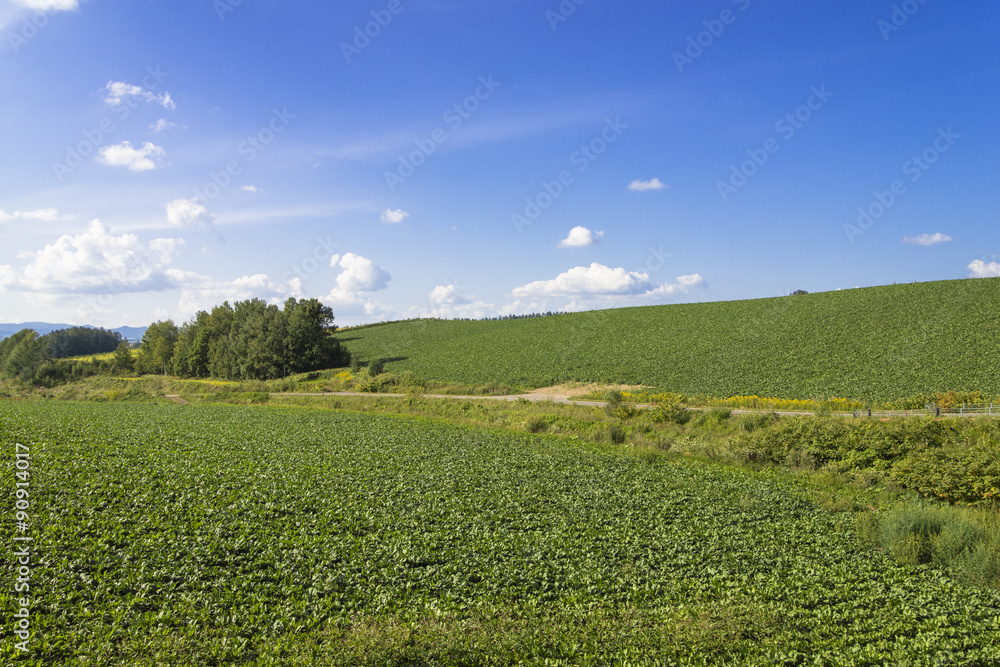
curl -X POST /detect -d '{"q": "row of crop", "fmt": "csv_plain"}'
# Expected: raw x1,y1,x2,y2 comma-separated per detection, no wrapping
343,278,1000,401
4,401,1000,664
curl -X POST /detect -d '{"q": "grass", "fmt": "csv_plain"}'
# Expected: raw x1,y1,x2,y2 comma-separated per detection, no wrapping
340,277,1000,402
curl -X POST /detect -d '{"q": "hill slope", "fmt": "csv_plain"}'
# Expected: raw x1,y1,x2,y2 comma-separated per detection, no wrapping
341,278,1000,401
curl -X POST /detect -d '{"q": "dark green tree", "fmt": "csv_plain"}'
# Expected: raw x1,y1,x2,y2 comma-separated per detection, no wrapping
112,342,135,372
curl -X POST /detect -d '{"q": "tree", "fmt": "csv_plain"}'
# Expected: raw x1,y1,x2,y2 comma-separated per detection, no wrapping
41,326,123,358
136,320,179,375
0,329,49,381
283,298,343,374
112,342,135,372
790,290,810,296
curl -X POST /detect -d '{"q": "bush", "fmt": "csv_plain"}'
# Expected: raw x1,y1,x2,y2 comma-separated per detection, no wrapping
525,416,549,434
651,402,692,425
692,408,732,429
738,412,778,433
608,423,627,445
368,358,387,376
860,503,1000,586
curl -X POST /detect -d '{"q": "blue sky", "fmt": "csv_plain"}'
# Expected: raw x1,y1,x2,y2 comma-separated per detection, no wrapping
0,0,998,327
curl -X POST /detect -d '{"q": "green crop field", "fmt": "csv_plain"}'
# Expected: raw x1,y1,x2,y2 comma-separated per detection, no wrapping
341,278,1000,402
3,401,1000,665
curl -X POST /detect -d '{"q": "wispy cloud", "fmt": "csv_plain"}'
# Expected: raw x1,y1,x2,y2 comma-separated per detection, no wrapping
97,142,165,171
903,232,952,246
0,208,71,223
104,81,175,110
381,209,409,224
627,178,667,192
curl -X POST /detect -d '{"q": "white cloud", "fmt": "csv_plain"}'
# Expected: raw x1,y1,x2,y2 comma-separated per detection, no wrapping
512,263,655,298
241,185,261,193
968,260,1000,278
557,226,604,248
676,273,707,288
381,209,409,224
10,0,78,9
508,264,707,311
98,141,164,171
322,253,392,318
173,272,301,320
3,219,182,293
331,253,391,293
0,208,71,223
429,284,472,305
0,265,15,289
149,118,177,133
904,233,953,246
627,178,667,192
166,198,215,229
104,81,175,110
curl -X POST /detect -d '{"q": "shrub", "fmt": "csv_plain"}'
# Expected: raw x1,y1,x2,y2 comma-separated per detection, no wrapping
738,412,777,433
525,416,549,434
652,402,692,425
368,358,387,376
608,423,627,445
692,408,732,428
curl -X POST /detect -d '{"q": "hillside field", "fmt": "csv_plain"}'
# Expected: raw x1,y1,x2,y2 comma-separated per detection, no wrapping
3,401,1000,665
342,278,1000,402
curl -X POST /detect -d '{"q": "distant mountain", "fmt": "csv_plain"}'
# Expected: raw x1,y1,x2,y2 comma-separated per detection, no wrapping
0,322,147,342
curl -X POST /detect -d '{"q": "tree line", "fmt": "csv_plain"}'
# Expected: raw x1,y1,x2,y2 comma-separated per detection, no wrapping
0,326,128,383
136,297,348,380
0,298,347,385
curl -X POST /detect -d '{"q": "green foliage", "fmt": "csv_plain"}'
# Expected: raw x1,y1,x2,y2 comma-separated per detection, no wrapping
3,401,1000,664
342,278,1000,400
650,401,693,425
603,390,635,420
40,326,124,358
368,357,386,376
0,328,49,382
112,341,135,372
136,319,179,375
692,408,732,428
738,411,778,433
858,504,1000,586
139,298,346,382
